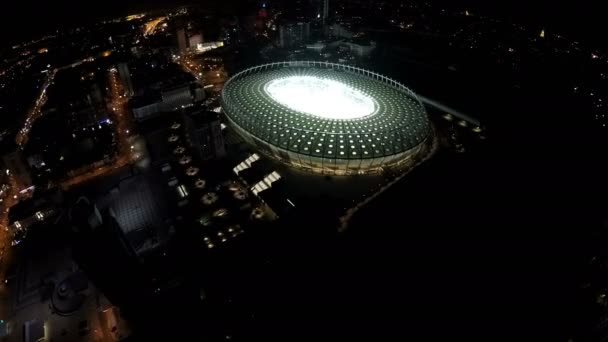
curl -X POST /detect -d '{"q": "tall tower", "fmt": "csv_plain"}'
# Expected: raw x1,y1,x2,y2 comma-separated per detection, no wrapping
278,22,310,48
183,108,226,161
176,28,188,53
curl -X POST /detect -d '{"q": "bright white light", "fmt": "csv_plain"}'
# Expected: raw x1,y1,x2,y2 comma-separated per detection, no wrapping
265,76,376,120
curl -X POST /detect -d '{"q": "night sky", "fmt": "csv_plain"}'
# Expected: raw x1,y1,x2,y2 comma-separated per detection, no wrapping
1,0,604,45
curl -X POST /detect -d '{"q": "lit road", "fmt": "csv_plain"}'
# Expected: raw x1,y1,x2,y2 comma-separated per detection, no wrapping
15,69,56,146
180,54,205,85
0,174,20,320
179,53,228,92
0,54,128,330
0,55,35,79
14,49,116,148
143,17,166,37
1,68,57,311
12,47,113,147
12,50,114,148
61,68,137,190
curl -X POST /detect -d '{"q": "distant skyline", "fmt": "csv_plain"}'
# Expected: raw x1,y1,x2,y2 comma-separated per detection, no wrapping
0,0,182,44
444,0,603,38
0,0,603,46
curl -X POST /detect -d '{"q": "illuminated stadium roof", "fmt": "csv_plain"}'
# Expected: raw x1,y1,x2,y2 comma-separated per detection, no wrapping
265,76,377,120
221,62,433,174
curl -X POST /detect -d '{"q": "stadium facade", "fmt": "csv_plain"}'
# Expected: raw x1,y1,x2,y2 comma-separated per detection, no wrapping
221,61,433,175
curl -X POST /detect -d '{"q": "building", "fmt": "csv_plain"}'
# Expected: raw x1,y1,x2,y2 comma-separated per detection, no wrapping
2,148,32,191
306,42,326,52
132,93,162,121
330,23,353,39
23,320,44,342
278,22,311,48
221,61,433,175
87,83,104,107
176,28,188,53
194,41,224,53
183,107,226,161
160,85,192,110
69,196,144,305
284,0,311,21
131,84,205,121
138,115,179,166
117,63,135,97
7,188,62,229
26,154,45,169
188,34,203,50
69,107,109,130
96,173,172,257
343,40,376,57
193,85,205,102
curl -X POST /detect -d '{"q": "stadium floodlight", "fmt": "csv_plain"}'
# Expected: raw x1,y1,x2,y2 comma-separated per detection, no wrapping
266,76,376,120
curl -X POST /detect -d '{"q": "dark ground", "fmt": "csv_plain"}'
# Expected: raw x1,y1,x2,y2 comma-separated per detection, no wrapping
123,56,608,341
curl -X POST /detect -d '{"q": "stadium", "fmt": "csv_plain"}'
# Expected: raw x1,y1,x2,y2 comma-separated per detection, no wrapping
221,61,433,175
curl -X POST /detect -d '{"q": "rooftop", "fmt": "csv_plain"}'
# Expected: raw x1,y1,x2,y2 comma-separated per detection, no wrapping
222,62,431,160
97,172,171,255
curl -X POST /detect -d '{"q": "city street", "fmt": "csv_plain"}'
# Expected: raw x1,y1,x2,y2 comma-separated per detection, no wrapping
180,53,228,92
143,17,166,37
0,70,57,324
0,67,139,324
0,174,36,322
61,68,138,190
15,70,56,147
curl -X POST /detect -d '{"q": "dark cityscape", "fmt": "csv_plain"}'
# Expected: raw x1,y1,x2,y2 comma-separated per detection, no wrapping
0,0,607,341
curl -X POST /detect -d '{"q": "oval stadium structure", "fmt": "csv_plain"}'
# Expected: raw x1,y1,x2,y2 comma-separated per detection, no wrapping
221,61,433,175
